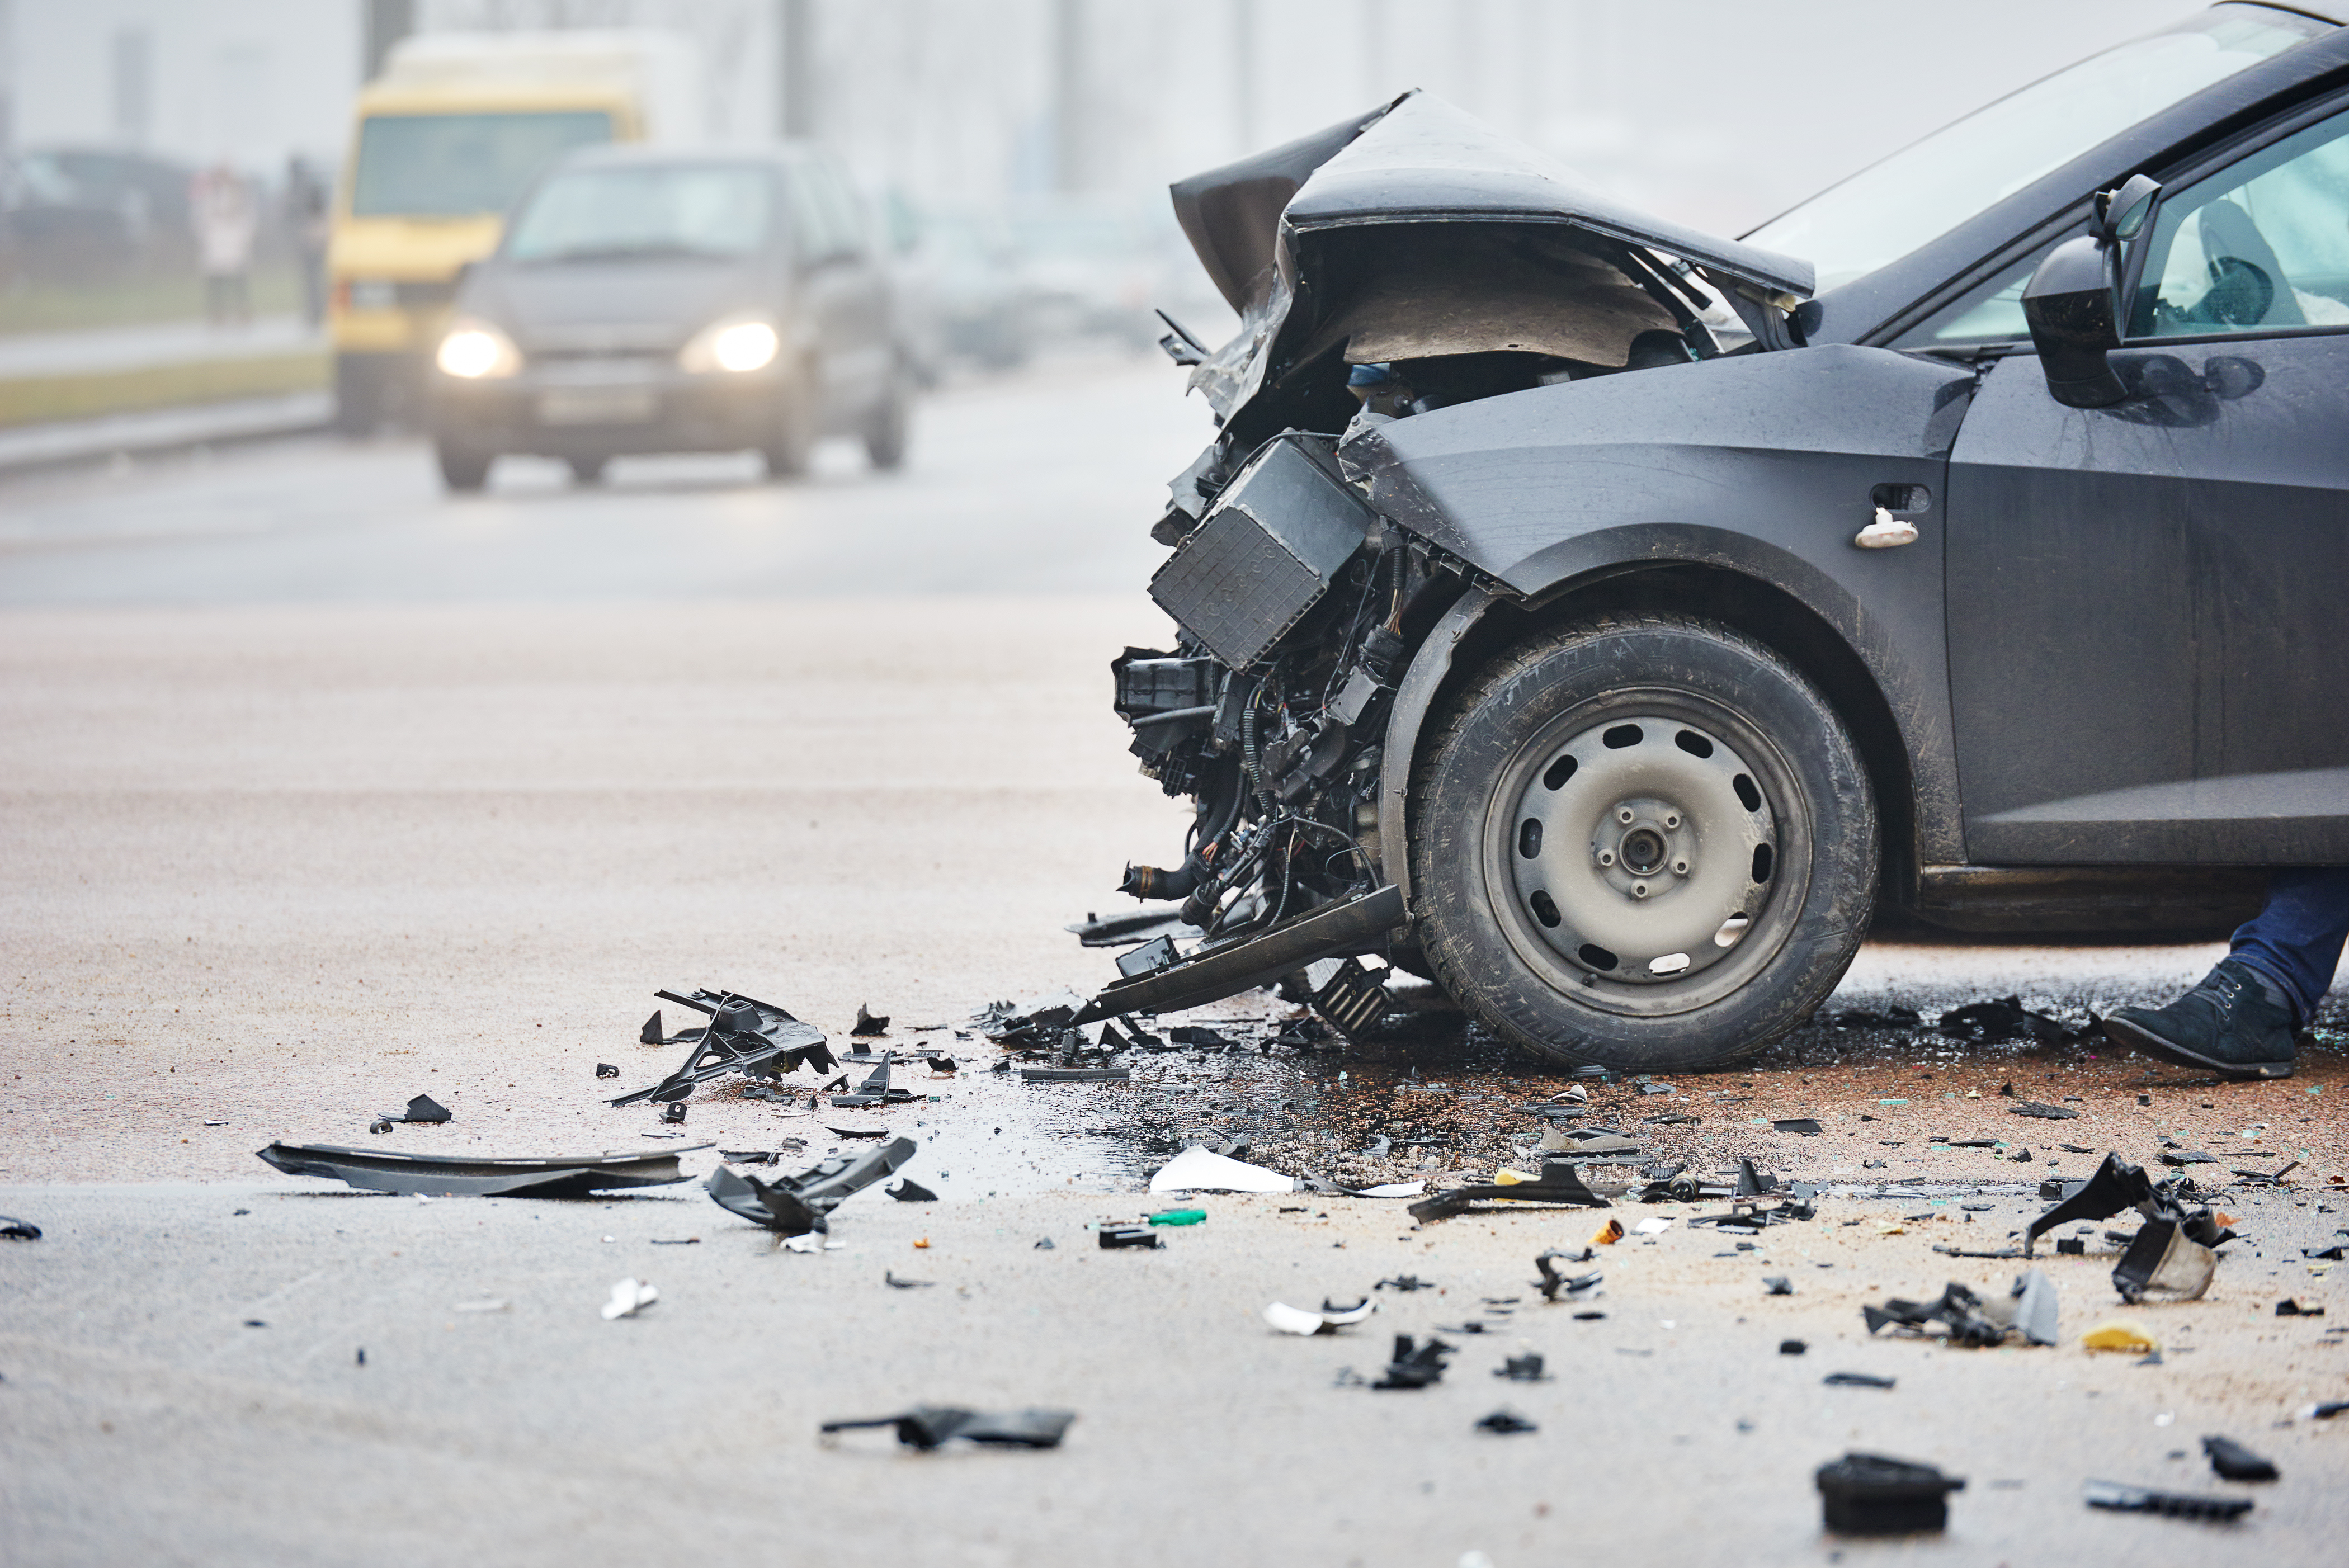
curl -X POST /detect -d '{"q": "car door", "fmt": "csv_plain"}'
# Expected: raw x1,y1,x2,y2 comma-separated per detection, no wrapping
785,157,889,419
1939,97,2349,865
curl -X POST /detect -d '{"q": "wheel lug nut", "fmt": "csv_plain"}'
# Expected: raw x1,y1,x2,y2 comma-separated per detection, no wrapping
1597,849,1615,866
1664,813,1681,829
1672,859,1689,875
1617,807,1635,824
1633,883,1649,898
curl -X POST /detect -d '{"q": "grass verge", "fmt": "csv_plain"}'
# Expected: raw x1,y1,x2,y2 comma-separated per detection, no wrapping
0,350,328,428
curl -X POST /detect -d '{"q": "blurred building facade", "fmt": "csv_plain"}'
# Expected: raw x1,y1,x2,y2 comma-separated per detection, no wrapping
1,0,2210,232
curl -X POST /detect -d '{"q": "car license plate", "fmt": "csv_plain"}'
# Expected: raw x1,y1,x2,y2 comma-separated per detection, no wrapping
536,388,657,426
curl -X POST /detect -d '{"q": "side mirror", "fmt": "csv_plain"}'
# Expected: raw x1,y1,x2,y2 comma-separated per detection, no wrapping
2022,234,2126,408
2095,173,2161,244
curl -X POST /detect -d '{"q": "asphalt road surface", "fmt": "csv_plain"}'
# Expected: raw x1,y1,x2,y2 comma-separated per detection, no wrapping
4,353,2343,1564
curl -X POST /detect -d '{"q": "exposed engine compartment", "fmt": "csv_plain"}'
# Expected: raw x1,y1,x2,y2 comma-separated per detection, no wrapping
1078,89,1815,1028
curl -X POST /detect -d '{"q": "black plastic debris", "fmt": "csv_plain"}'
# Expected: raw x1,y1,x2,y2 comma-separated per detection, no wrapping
887,1178,938,1203
366,1093,451,1135
595,1062,620,1079
2009,1102,2079,1120
2021,1153,2236,1305
832,1055,917,1107
1494,1353,1551,1382
2276,1298,2324,1316
1371,1335,1454,1390
1642,1112,1701,1126
1034,1237,1055,1250
1773,1118,1823,1136
2113,1216,2229,1305
2056,1236,2086,1255
1780,1339,1807,1355
2083,1479,2253,1521
1532,1249,1602,1302
1376,1275,1433,1291
1,1216,41,1240
704,1137,916,1237
661,1101,687,1125
1020,1065,1133,1082
1816,1453,1965,1536
820,1406,1076,1452
1475,1409,1539,1435
851,1004,890,1037
2160,1149,2218,1166
2307,1400,2348,1419
614,988,836,1107
1409,1159,1610,1224
1831,1005,1922,1030
976,993,1088,1050
1764,1276,1794,1296
922,1054,957,1075
1824,1372,1896,1388
1937,996,2096,1045
257,1142,702,1197
1734,1159,1779,1197
883,1271,933,1290
1168,1024,1239,1050
640,1010,668,1045
2201,1435,2277,1482
1098,1225,1161,1249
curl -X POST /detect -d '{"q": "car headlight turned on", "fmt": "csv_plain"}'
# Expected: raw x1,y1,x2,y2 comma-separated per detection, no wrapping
679,317,781,374
435,322,522,380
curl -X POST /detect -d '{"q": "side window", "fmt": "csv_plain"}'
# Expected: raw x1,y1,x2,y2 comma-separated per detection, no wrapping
1897,239,2069,347
808,159,869,259
784,162,842,263
2129,106,2349,337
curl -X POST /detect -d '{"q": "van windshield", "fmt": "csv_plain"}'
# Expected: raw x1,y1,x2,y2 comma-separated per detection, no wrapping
1745,7,2322,294
504,164,772,262
350,110,612,218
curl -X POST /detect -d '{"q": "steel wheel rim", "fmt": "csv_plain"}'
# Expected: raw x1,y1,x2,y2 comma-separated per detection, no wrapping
1479,689,1812,1018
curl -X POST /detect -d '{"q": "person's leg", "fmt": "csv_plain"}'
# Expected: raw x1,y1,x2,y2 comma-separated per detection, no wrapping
2229,866,2349,1022
2104,867,2349,1079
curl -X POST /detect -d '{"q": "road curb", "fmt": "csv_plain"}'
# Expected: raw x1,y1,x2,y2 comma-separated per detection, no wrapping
0,390,334,478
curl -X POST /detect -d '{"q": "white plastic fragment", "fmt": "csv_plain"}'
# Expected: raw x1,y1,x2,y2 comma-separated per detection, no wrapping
1149,1145,1297,1194
1633,1217,1675,1235
1352,1181,1427,1198
600,1278,658,1320
1263,1298,1377,1335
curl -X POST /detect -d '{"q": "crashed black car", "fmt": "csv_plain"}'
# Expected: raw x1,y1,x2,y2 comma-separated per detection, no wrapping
1087,3,2349,1070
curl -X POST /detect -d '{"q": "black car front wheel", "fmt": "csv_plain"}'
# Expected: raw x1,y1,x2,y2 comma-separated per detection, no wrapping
1409,613,1876,1070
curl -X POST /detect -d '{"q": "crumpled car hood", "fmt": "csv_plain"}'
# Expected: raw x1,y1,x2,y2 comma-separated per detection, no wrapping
1167,90,1813,428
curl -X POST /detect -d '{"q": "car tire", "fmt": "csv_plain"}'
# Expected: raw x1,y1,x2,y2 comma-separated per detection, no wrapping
864,365,912,471
334,356,383,436
761,367,816,481
567,456,607,486
436,440,493,493
1408,613,1876,1070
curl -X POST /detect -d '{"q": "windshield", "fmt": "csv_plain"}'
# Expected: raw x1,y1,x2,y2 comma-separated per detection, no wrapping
504,164,772,262
1746,7,2323,294
350,110,612,219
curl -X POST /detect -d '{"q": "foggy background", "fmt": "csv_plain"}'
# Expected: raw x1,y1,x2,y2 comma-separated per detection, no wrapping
5,0,2208,284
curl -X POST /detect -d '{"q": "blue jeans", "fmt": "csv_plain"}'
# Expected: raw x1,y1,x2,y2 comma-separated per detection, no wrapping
2229,867,2349,1026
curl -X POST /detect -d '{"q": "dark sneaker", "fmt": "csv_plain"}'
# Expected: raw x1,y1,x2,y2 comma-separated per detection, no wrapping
2103,960,2296,1080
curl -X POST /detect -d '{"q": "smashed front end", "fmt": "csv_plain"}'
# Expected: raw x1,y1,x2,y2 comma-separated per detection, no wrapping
1079,91,1811,1030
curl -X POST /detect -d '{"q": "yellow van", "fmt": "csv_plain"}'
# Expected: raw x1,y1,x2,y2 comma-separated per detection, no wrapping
328,31,698,430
